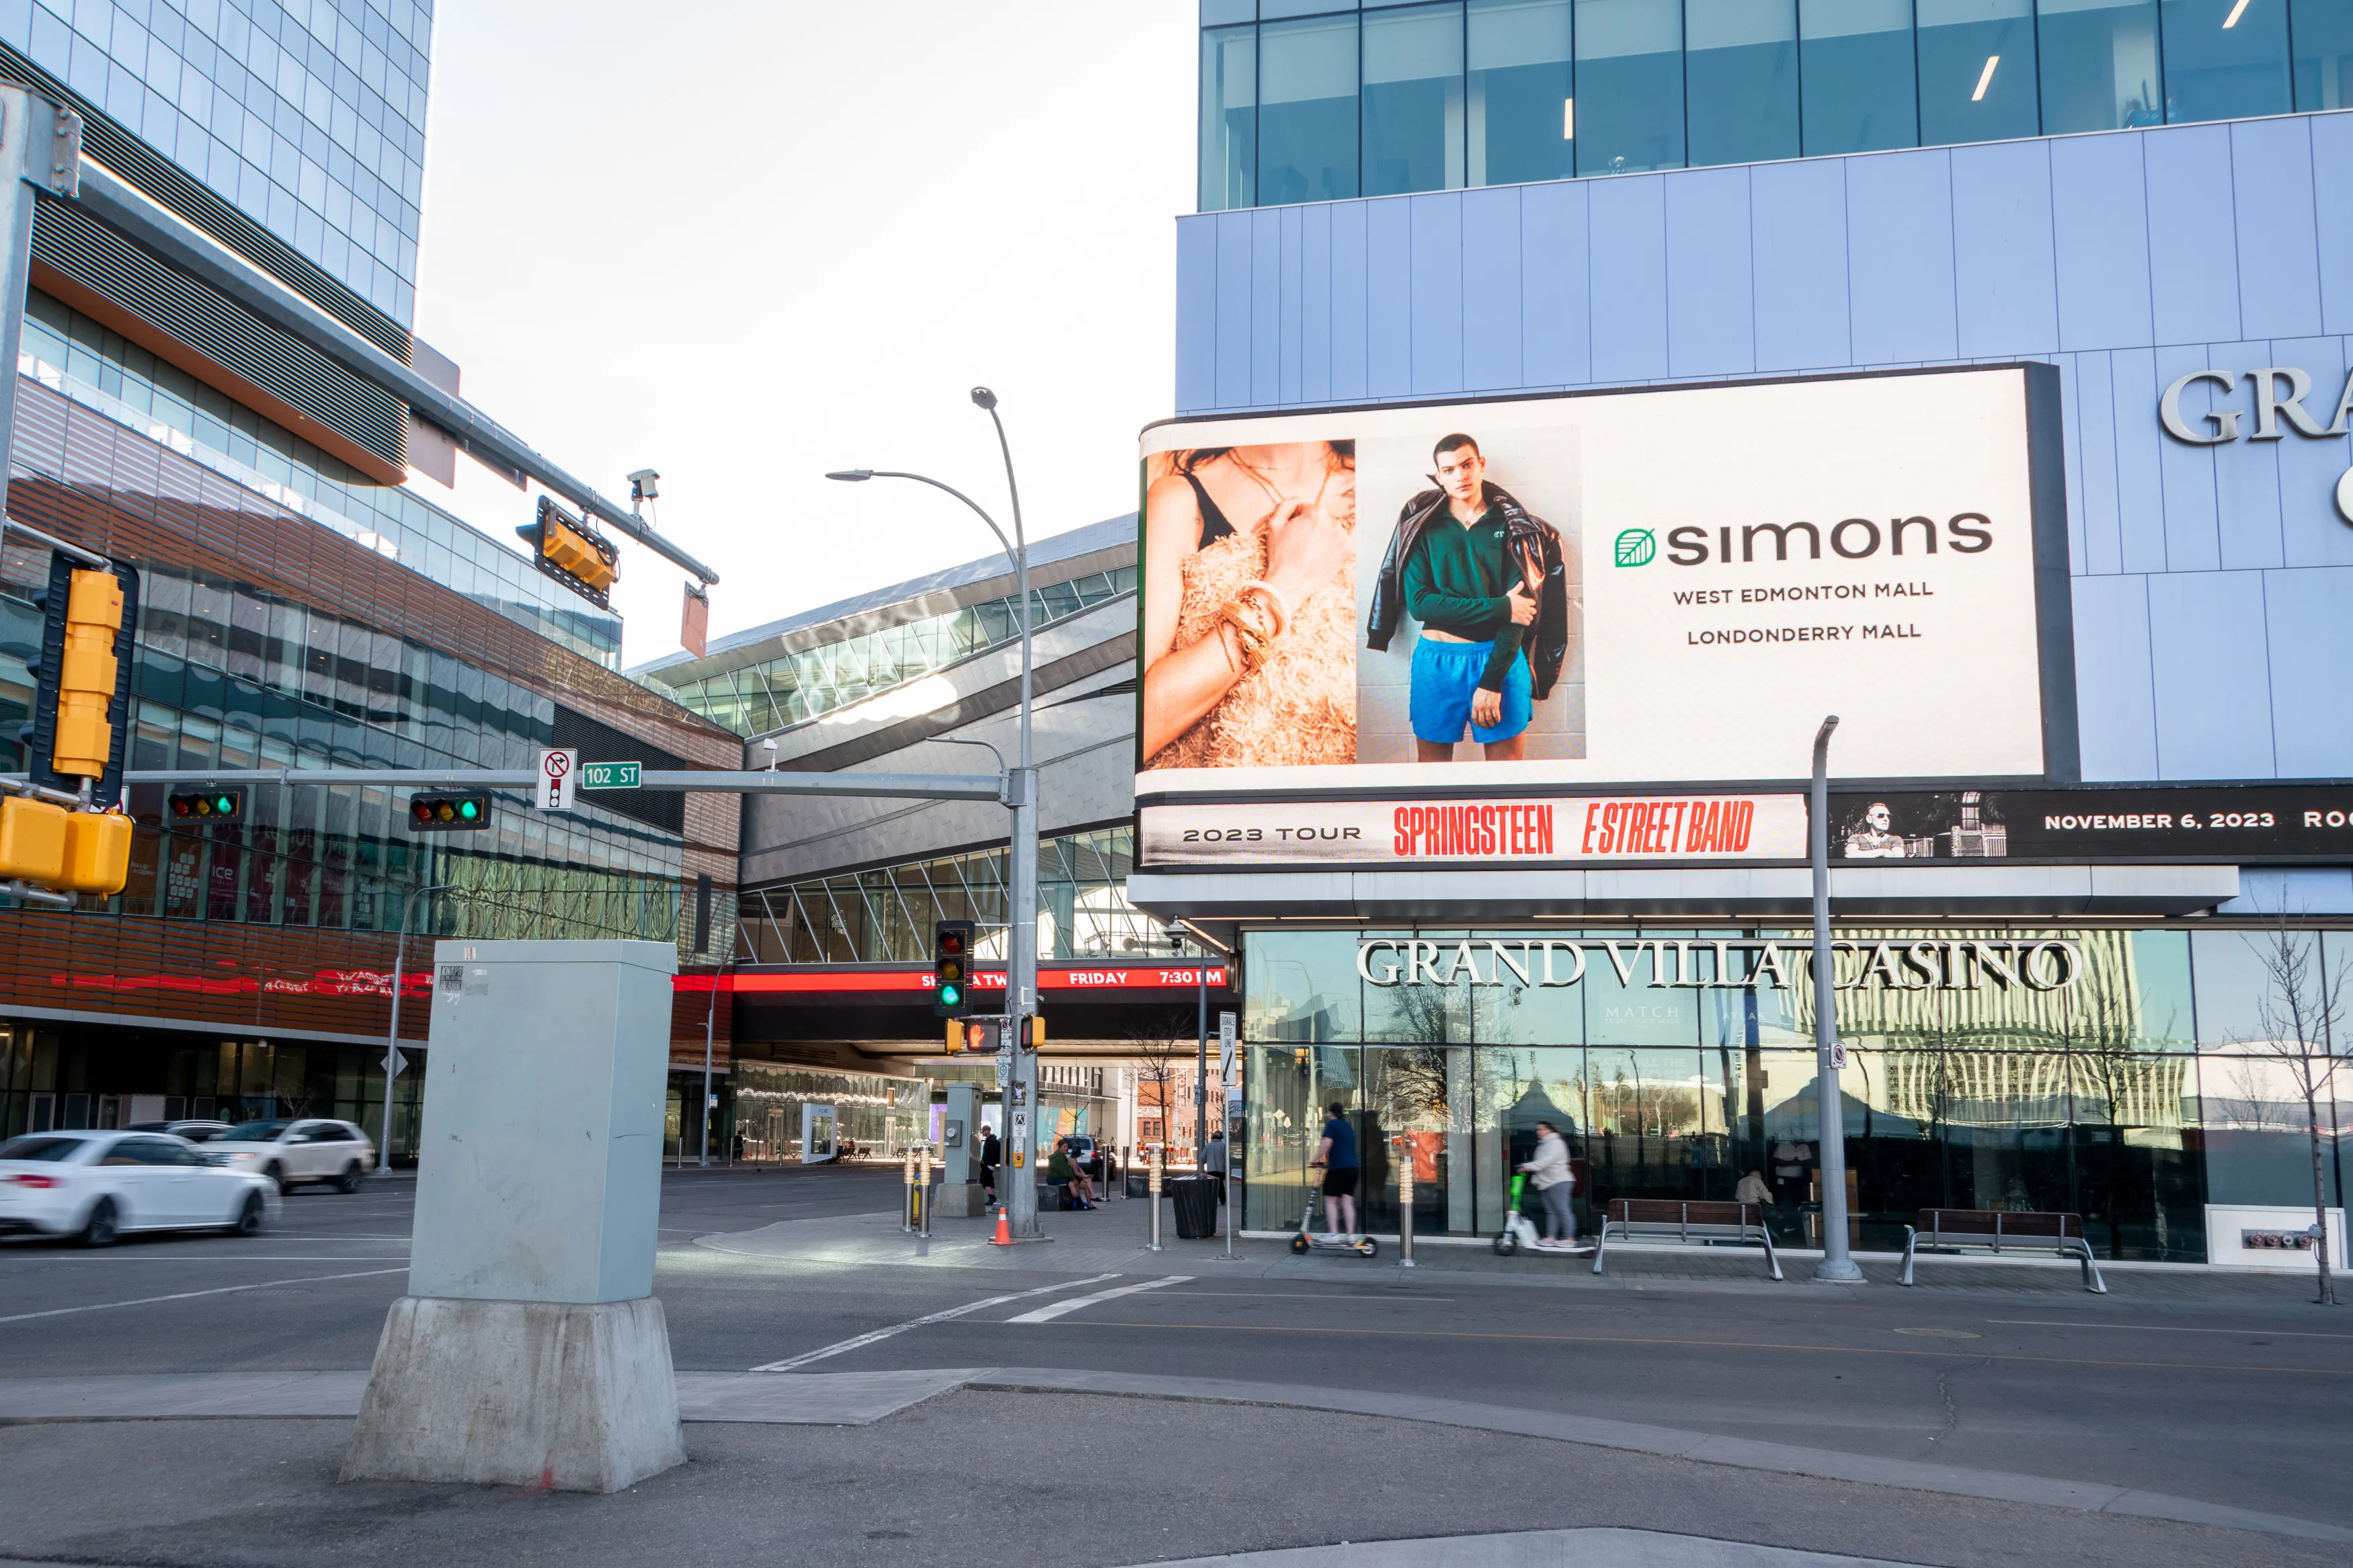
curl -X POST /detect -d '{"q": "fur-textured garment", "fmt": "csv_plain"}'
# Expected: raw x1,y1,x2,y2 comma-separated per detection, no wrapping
1149,524,1355,770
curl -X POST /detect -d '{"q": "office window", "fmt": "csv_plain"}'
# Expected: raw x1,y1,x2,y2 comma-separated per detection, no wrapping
1574,0,1685,173
1917,0,2042,142
1802,0,1922,152
2295,0,2353,107
2038,0,2165,130
1200,23,1257,212
1686,0,1800,165
1365,3,1467,196
2163,0,2293,120
1469,0,1574,184
1261,13,1361,203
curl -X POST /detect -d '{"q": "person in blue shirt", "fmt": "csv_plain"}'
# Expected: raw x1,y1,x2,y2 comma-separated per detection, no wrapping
1310,1101,1360,1241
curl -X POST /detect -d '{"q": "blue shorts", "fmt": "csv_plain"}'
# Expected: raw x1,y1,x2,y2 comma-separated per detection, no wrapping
1410,637,1532,745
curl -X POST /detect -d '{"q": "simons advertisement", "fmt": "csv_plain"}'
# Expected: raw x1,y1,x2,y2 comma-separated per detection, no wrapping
1138,366,2071,817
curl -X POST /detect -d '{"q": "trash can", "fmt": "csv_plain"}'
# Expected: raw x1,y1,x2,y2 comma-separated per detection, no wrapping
1169,1175,1220,1239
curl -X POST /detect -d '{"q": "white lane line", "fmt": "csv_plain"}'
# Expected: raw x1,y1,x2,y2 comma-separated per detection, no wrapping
0,1267,409,1325
1006,1276,1194,1325
1991,1318,2353,1341
751,1273,1124,1372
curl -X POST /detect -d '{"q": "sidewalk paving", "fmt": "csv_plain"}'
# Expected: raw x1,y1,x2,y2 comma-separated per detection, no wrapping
686,1204,2334,1307
0,1364,2344,1546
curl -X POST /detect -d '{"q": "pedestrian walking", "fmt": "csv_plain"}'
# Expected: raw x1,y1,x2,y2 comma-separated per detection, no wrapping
978,1124,1001,1206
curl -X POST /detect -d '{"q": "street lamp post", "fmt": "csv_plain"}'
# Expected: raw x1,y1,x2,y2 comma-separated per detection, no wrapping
828,386,1042,1238
380,880,452,1173
1810,716,1864,1282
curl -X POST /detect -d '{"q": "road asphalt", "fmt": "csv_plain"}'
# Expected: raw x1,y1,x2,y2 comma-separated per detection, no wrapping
0,1163,2346,1567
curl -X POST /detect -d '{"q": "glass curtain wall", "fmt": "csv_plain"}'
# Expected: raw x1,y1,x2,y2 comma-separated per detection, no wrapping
1201,22,1259,210
2036,0,2165,130
2294,0,2353,108
1260,13,1361,202
1469,0,1576,184
1241,927,2353,1263
1800,0,1921,151
1575,0,1686,172
1917,0,2041,144
1204,0,2353,210
2162,0,2294,119
1685,0,1800,165
1363,3,1467,196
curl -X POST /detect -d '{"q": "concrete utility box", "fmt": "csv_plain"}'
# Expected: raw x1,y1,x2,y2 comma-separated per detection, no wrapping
344,940,685,1493
407,940,673,1303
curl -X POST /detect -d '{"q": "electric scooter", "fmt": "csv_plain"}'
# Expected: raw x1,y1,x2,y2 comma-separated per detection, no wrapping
1288,1170,1379,1257
1492,1172,1541,1256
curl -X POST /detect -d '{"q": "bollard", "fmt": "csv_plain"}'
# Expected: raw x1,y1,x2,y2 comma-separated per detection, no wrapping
1396,1135,1416,1269
901,1148,917,1233
918,1142,932,1238
1146,1144,1164,1252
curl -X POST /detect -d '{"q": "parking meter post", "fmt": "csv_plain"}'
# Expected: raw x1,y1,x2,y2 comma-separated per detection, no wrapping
900,1148,916,1233
1147,1145,1164,1253
1396,1136,1416,1269
918,1142,932,1239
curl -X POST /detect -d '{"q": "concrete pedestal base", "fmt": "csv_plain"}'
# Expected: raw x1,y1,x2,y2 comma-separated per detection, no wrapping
934,1182,986,1219
341,1295,684,1492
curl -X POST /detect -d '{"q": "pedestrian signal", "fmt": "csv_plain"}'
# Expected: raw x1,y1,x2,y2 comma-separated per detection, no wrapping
932,919,975,1019
408,791,492,831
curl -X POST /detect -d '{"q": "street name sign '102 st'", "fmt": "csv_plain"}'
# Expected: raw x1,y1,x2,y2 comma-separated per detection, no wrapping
582,761,641,790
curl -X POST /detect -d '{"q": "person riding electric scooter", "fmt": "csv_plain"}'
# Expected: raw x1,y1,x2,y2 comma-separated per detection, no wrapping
1289,1102,1380,1257
1517,1119,1585,1252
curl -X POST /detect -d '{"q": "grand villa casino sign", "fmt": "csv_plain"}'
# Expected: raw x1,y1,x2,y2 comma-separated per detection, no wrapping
1354,935,2083,992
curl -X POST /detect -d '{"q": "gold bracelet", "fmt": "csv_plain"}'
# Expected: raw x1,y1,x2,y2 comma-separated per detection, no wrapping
1223,590,1279,649
1238,578,1291,637
1218,602,1271,673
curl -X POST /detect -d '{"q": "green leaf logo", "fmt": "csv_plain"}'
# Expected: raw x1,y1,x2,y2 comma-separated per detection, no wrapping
1614,528,1656,568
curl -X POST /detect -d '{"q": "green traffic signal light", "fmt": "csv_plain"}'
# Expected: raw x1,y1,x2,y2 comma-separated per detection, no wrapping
458,798,480,821
939,983,962,1007
213,794,235,815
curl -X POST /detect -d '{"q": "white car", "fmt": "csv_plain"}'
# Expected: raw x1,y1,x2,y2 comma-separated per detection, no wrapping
0,1130,280,1245
204,1118,376,1193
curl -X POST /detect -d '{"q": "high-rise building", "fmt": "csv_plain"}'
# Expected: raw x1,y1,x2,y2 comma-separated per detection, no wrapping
0,1,741,1162
1158,1,2353,1265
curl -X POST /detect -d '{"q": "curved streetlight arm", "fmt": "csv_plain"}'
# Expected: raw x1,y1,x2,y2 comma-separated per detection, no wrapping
852,469,1017,567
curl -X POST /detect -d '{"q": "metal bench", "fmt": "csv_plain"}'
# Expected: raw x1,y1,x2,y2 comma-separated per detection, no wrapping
1593,1199,1782,1280
1900,1209,2106,1292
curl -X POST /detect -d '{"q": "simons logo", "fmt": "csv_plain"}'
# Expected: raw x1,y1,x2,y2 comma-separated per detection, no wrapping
1663,514,1993,565
1613,528,1655,567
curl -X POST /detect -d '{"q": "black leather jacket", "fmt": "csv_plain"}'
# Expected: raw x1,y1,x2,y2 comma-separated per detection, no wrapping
1365,482,1571,699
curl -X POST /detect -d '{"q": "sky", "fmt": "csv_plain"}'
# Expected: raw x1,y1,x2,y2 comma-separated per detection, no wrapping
406,1,1196,667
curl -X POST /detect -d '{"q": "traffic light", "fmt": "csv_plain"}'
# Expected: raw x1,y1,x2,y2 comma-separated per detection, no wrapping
22,551,140,807
516,496,619,606
408,791,492,831
931,919,975,1018
168,789,244,823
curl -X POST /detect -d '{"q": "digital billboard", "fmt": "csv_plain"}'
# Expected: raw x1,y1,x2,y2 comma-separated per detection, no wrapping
1136,365,2073,868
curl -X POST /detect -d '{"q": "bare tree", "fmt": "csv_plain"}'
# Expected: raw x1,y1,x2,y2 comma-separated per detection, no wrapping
1121,1016,1190,1154
2233,913,2350,1307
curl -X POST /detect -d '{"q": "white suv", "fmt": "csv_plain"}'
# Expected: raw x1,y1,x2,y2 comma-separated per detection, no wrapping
205,1118,376,1193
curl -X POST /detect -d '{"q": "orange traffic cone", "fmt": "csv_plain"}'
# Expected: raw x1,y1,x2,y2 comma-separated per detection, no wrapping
990,1206,1012,1247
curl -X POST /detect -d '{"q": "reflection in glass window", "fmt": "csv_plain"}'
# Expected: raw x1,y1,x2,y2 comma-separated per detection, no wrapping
1687,0,1800,167
2162,0,2293,120
2038,0,2164,131
1468,0,1575,185
1245,930,1365,1042
1362,933,1476,1043
2294,0,2353,108
1574,0,1686,173
1200,23,1257,212
2191,927,2315,1045
1261,13,1361,203
2196,1050,2346,1204
1801,0,1923,153
2073,930,2197,1052
1365,3,1467,196
1917,0,2042,145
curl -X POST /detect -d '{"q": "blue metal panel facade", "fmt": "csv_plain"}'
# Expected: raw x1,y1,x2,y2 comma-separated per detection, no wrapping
1171,112,2353,796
